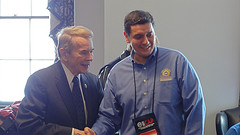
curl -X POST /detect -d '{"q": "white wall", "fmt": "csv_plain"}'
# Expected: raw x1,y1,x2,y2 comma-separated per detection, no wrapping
75,0,240,134
74,0,104,75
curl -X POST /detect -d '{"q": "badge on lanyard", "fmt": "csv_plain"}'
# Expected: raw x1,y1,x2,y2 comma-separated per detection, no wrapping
132,113,161,135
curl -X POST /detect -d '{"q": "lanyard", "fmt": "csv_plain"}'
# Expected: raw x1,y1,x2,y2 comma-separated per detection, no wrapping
79,80,88,126
132,49,158,119
72,76,88,126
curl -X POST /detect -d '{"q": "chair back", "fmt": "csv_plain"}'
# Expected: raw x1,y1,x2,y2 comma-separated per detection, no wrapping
216,106,240,135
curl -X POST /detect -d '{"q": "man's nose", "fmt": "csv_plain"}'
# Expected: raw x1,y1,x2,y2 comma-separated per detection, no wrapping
86,52,93,61
143,36,150,45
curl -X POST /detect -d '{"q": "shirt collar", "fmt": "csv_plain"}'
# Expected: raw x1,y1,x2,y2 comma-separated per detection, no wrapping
130,46,158,64
61,62,80,89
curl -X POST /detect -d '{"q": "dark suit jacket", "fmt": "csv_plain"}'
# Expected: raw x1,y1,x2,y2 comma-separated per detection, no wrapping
98,50,130,89
16,61,103,135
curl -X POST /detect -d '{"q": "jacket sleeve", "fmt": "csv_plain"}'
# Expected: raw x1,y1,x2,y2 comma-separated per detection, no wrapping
177,55,206,135
16,74,72,135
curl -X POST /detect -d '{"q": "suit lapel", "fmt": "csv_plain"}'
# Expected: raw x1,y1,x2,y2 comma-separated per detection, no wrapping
55,62,78,126
80,74,90,97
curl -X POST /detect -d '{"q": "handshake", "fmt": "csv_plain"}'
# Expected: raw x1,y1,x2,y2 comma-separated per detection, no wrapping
74,127,96,135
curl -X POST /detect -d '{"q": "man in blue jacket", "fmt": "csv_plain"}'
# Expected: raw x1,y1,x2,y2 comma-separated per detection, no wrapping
85,10,205,135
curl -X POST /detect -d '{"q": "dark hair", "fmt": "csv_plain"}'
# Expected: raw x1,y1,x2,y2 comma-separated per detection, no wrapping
124,10,154,36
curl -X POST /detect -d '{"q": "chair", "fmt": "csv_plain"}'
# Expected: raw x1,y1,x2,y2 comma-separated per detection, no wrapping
216,106,240,135
0,101,21,135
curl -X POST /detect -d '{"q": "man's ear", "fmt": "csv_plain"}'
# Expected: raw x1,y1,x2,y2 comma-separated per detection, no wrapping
59,48,68,61
124,32,131,44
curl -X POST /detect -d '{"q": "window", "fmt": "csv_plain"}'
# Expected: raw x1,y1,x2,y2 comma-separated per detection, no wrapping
0,0,55,103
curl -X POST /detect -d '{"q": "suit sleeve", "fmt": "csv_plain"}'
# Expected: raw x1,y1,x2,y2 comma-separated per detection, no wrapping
16,74,72,135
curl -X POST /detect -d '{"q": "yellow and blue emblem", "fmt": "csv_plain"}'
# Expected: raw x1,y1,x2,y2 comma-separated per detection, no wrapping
160,68,172,81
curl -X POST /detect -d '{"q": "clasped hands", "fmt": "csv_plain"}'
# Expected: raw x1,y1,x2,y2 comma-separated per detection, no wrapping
74,127,96,135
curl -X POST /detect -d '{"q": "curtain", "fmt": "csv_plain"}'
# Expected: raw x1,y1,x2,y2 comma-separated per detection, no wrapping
47,0,74,45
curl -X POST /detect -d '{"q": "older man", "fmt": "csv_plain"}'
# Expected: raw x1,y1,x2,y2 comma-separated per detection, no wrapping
16,26,103,135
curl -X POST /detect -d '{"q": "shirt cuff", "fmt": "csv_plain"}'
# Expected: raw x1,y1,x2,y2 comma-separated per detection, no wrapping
91,127,100,135
72,128,74,135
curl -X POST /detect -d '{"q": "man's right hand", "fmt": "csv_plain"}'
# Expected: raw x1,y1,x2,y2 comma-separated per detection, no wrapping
84,127,96,135
74,128,85,135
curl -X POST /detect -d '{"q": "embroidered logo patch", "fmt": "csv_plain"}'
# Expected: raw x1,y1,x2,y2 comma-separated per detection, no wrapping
160,68,172,81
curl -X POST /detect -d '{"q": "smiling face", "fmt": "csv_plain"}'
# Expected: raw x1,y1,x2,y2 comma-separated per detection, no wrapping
60,36,94,75
124,23,156,65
